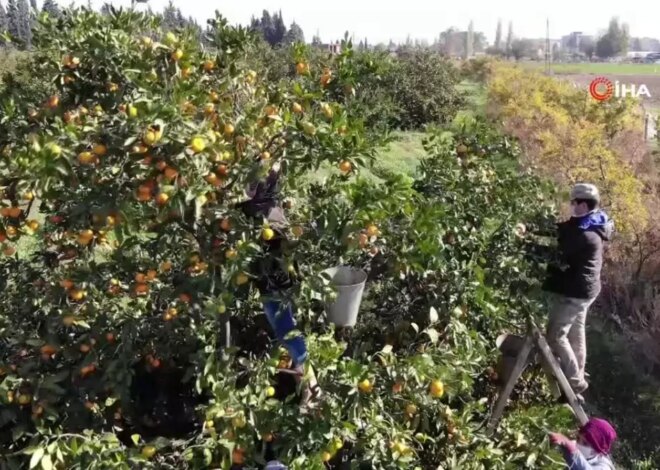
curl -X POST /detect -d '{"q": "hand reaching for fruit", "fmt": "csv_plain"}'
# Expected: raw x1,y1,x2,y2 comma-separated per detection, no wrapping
548,432,577,453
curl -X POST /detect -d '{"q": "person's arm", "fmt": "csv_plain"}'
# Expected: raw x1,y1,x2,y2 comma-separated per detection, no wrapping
549,433,592,470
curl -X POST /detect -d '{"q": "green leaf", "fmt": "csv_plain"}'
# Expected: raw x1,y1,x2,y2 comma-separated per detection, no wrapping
429,306,439,324
131,434,141,445
526,452,537,467
105,397,118,407
124,136,137,147
41,454,53,470
203,448,212,465
424,328,439,344
29,448,44,469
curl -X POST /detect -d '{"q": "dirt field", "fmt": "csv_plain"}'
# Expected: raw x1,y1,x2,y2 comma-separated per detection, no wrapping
558,73,660,112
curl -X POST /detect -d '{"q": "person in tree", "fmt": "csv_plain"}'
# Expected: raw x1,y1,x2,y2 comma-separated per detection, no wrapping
549,418,617,470
544,183,614,396
237,160,321,406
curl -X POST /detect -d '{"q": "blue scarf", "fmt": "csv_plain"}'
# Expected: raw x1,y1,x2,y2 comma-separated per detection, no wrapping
574,210,611,231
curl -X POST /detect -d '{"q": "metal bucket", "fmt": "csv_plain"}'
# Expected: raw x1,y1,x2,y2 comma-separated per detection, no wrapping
322,266,367,327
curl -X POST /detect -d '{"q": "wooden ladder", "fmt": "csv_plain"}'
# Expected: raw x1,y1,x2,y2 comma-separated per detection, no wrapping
488,322,589,431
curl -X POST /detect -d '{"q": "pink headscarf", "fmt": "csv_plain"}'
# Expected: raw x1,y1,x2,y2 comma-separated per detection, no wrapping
579,418,617,455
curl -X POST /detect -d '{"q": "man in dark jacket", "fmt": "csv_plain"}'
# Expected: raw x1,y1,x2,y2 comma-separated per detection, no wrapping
544,183,614,395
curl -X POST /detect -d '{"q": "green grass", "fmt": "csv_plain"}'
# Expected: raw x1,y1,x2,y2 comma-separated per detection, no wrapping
302,131,427,184
375,131,426,176
523,62,660,75
457,80,487,115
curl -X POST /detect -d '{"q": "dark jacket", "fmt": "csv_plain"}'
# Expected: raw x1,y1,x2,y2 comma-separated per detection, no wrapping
543,210,614,300
237,170,281,221
236,169,296,294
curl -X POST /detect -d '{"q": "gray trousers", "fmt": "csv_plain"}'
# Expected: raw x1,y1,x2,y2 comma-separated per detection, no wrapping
547,294,595,391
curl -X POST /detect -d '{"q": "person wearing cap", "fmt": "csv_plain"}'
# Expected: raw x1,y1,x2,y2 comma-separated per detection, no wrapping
548,417,617,469
543,183,614,395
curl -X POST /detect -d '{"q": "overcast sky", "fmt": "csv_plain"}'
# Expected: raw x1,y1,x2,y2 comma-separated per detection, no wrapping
85,0,659,44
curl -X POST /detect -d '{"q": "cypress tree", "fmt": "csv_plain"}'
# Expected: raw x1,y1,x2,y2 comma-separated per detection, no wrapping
17,0,31,47
0,2,9,36
42,0,59,17
283,21,304,45
7,0,20,40
162,0,178,30
272,10,286,45
260,10,273,45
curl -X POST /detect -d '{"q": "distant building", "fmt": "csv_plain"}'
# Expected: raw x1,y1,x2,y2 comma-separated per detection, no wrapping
637,38,660,52
312,39,342,55
322,41,341,55
560,32,593,54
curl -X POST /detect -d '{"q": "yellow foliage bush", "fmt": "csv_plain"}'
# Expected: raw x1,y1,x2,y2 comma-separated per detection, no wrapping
487,64,648,235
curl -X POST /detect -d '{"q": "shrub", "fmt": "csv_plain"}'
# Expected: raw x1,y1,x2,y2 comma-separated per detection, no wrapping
385,50,465,130
487,63,649,236
460,56,496,83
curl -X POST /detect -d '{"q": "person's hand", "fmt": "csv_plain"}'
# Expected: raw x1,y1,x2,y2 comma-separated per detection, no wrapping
548,432,577,453
549,432,569,447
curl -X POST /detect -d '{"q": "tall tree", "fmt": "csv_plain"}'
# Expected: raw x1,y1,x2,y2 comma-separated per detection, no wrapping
596,35,615,58
42,0,60,17
7,0,20,40
259,10,274,45
162,1,176,29
473,32,487,52
494,19,502,51
620,22,630,54
505,21,513,58
17,0,31,47
271,10,286,45
510,38,534,60
0,2,8,36
439,27,463,56
283,21,304,45
466,20,474,58
596,17,630,58
579,36,596,59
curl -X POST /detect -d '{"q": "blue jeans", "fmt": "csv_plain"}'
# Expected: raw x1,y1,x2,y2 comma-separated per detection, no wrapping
263,299,308,366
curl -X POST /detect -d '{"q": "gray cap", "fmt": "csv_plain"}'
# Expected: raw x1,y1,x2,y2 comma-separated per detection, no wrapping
570,183,600,202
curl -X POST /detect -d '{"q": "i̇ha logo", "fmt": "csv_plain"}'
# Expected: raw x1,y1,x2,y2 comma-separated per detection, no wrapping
589,76,651,101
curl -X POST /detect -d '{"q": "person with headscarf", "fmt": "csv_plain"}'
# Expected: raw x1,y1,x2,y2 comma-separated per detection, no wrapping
549,417,617,469
237,160,321,407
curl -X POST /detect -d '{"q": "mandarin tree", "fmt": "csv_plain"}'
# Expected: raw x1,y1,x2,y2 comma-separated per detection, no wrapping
0,7,387,467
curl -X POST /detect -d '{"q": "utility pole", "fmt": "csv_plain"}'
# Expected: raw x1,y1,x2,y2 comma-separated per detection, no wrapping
545,18,551,74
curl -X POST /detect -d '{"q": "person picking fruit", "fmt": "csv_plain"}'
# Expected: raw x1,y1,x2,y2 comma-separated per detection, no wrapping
543,183,614,398
263,460,288,470
237,160,321,407
548,417,617,469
